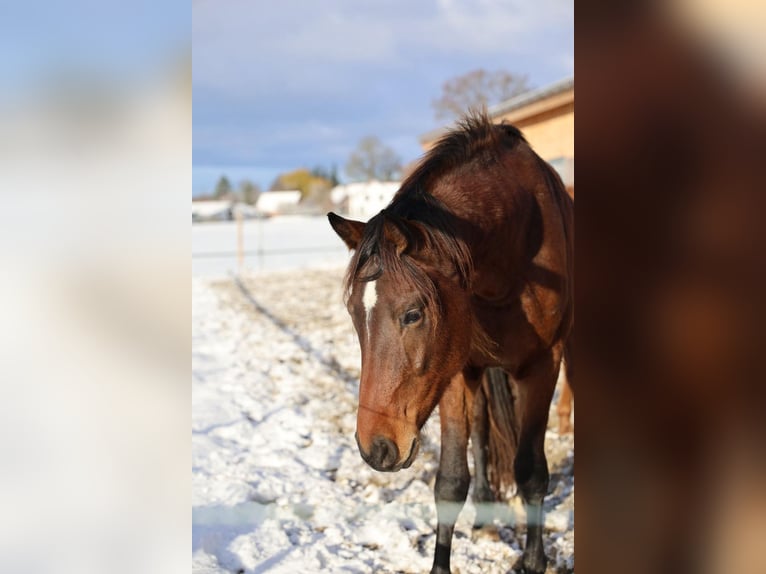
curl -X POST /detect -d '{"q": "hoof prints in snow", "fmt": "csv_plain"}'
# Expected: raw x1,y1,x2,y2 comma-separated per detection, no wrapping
192,268,574,573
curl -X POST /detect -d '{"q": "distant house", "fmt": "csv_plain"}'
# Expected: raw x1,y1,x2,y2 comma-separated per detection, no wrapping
192,200,233,222
255,190,302,216
331,180,401,221
420,76,574,191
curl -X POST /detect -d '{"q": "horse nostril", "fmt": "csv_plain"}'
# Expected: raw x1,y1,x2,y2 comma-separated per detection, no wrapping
369,435,399,471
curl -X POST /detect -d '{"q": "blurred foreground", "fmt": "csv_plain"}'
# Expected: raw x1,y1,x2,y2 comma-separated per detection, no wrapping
577,1,766,573
0,3,189,571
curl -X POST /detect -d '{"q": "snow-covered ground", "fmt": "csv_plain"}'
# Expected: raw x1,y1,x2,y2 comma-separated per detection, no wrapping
192,267,574,573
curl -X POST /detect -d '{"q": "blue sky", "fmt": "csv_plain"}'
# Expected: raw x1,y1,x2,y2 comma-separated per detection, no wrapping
193,0,573,196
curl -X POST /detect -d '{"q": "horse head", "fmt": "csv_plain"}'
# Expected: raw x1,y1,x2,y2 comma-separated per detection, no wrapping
329,210,473,472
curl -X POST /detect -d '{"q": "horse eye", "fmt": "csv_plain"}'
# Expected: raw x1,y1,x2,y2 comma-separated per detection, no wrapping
402,309,423,326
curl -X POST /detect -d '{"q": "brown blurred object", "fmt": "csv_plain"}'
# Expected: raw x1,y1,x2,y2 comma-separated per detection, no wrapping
557,378,574,435
577,1,766,573
557,185,575,435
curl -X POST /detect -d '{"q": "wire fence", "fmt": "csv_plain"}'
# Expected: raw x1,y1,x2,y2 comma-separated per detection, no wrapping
191,245,344,259
191,216,349,276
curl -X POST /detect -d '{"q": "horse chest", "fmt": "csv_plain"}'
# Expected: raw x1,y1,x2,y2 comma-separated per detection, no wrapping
471,287,562,371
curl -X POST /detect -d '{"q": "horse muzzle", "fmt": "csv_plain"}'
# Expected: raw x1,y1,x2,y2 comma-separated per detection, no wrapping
355,432,419,472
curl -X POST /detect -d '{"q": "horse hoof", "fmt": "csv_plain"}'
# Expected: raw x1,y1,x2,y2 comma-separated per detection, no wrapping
511,553,548,574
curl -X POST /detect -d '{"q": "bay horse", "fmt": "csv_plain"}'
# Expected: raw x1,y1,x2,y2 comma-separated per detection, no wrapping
328,112,573,574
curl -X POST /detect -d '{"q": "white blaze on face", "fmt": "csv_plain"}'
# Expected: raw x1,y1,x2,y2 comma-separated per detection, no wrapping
362,280,378,335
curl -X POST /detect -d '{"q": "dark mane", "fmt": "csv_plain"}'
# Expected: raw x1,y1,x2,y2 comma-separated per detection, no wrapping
344,110,525,294
343,111,520,357
399,109,525,196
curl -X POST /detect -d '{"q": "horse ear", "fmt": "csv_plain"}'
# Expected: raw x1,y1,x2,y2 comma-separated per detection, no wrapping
328,212,365,250
382,219,410,256
388,219,443,268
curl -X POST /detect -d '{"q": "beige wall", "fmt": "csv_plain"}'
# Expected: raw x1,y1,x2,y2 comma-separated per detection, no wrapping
502,102,574,162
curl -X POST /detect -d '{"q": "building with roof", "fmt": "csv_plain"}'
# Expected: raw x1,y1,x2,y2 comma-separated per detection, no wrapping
255,190,302,216
330,180,401,222
420,77,574,190
192,200,233,222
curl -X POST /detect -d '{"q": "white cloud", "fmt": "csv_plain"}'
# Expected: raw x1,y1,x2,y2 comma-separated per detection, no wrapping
192,0,573,173
193,0,572,96
427,0,571,53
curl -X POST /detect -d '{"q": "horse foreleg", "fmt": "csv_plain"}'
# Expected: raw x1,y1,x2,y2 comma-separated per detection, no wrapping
513,350,560,574
431,371,475,574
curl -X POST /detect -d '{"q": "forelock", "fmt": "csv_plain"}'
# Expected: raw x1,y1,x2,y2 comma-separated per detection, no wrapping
343,213,440,315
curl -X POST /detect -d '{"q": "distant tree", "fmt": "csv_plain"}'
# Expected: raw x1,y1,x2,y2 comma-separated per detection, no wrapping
270,168,333,202
311,165,340,187
431,69,532,121
345,136,402,182
329,164,340,187
213,175,233,199
238,179,261,205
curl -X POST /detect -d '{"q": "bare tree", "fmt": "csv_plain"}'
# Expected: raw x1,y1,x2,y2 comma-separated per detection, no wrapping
431,69,532,121
345,136,402,182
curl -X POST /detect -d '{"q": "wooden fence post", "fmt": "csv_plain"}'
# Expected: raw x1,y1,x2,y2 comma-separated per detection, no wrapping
236,208,244,275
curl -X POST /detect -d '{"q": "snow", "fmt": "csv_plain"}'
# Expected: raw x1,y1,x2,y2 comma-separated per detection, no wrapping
192,267,574,573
